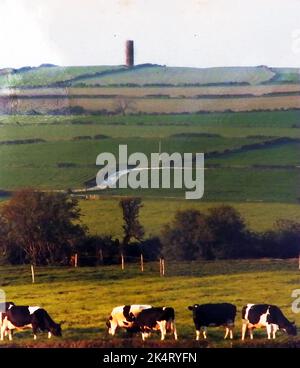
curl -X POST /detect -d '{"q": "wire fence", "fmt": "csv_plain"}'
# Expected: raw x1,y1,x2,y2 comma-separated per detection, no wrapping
69,253,166,276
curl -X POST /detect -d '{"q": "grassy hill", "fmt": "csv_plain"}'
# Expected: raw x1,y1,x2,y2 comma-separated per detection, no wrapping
72,65,275,86
1,64,299,88
0,65,125,88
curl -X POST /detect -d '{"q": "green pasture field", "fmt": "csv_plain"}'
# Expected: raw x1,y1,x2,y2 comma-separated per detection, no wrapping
1,110,299,126
0,111,299,203
207,141,300,166
0,138,298,202
0,259,299,347
0,65,298,89
0,167,298,202
79,198,300,237
72,65,275,86
1,109,299,129
10,95,300,114
2,123,300,140
0,66,124,88
13,84,300,98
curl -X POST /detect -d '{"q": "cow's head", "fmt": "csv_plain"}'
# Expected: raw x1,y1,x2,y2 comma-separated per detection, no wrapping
188,304,200,311
50,323,62,337
188,304,200,317
284,321,297,336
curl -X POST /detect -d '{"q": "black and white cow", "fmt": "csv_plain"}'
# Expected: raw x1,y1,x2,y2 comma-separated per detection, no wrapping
188,303,237,340
106,305,152,336
242,304,297,340
133,307,178,341
0,305,62,341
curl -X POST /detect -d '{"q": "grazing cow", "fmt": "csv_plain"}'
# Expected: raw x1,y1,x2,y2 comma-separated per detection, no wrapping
0,305,62,341
106,305,152,336
242,304,297,340
188,303,237,340
133,307,178,341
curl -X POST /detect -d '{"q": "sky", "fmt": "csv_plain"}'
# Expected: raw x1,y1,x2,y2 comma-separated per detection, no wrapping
0,0,299,69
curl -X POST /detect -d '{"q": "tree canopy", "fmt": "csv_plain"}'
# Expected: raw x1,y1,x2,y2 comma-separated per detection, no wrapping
0,189,86,265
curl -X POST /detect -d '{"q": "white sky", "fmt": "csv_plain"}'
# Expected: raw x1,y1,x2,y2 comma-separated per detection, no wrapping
0,0,299,68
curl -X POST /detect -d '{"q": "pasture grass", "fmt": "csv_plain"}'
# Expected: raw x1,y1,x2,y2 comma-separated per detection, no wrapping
72,65,274,86
79,198,300,237
0,259,299,347
0,66,124,88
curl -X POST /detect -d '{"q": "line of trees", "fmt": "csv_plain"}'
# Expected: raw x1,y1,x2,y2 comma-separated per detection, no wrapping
161,207,300,260
0,189,299,266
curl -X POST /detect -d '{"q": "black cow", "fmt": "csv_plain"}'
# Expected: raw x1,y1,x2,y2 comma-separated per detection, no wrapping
188,303,237,340
242,304,297,340
0,305,62,341
133,307,178,341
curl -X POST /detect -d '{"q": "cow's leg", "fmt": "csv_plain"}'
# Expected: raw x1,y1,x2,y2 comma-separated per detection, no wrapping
241,322,248,340
229,327,233,340
0,317,8,340
224,327,229,339
266,324,272,339
196,330,201,341
48,332,52,339
109,321,118,336
141,332,150,341
172,322,178,340
272,325,278,339
8,329,12,341
202,327,207,339
249,328,254,340
32,321,39,340
169,320,178,340
0,325,4,341
158,321,166,340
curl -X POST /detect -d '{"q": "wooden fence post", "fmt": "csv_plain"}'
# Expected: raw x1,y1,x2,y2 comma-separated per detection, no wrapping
162,258,165,276
140,253,144,272
31,265,35,284
121,253,125,270
99,248,104,265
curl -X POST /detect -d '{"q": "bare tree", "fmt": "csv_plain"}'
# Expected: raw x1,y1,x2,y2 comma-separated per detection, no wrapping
113,96,136,116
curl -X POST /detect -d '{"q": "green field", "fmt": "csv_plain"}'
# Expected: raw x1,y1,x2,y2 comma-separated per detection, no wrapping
0,110,299,203
79,198,300,237
72,65,275,86
1,65,299,115
3,64,299,88
0,259,299,347
0,65,125,88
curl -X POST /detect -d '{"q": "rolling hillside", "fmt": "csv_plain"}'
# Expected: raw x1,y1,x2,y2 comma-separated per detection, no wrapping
0,64,299,88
